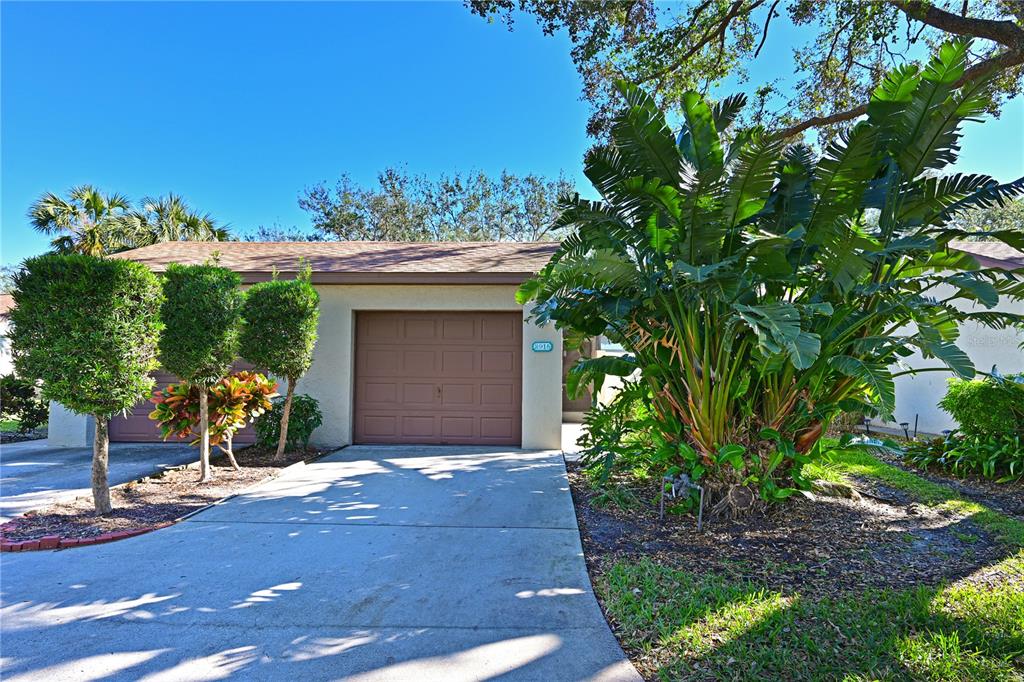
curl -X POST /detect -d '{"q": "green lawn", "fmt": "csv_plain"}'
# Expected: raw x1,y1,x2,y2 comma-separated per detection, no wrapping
0,418,21,432
596,449,1024,681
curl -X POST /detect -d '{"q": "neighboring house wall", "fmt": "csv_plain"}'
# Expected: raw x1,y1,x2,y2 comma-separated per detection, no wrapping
883,283,1024,435
0,316,12,376
47,283,563,450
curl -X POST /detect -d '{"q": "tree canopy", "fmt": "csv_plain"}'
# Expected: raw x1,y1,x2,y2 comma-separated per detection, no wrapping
296,167,574,242
469,0,1024,141
159,263,244,387
9,254,163,512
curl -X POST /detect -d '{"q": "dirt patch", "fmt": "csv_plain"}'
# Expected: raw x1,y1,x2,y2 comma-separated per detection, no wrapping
568,464,1018,598
1,446,331,542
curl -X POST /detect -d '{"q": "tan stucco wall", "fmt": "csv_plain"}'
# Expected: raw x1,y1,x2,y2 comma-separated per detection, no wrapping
46,283,563,450
299,284,562,449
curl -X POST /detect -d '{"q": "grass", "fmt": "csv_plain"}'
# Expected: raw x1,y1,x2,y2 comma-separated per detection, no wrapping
0,418,20,432
597,447,1024,681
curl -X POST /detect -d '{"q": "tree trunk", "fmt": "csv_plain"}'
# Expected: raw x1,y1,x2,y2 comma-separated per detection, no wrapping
92,415,112,515
198,386,211,482
276,377,296,459
223,433,240,470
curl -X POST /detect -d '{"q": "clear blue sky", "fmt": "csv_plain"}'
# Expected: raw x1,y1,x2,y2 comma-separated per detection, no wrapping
3,1,1022,265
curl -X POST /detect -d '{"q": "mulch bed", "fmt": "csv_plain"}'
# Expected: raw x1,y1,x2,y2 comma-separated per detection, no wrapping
874,447,1024,521
1,446,331,543
568,464,1019,599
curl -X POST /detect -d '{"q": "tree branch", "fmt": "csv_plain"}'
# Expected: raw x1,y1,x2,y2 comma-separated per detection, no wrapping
754,0,781,58
772,47,1024,140
887,0,1024,50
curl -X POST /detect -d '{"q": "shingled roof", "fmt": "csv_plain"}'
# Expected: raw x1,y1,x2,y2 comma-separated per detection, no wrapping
111,241,560,284
950,240,1024,270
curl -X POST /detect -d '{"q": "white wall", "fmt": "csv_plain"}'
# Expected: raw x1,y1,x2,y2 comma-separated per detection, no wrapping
0,319,12,376
50,283,564,450
884,283,1024,435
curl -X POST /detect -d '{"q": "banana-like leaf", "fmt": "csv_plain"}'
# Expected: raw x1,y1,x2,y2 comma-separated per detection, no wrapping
724,131,784,228
566,355,638,399
678,91,724,176
612,81,681,185
734,303,821,369
910,336,975,378
829,355,896,417
944,271,999,308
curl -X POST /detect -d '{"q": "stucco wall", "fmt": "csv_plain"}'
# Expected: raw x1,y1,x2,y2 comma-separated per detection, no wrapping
47,402,93,447
881,283,1024,435
50,284,563,450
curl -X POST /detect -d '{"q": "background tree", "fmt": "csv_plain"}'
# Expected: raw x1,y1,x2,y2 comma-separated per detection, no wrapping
469,0,1024,140
949,196,1024,236
159,263,244,482
8,255,163,513
28,185,131,255
240,270,320,457
298,168,574,241
118,193,231,247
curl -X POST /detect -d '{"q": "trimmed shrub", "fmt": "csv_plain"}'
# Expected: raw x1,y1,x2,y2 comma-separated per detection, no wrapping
0,374,48,433
255,394,322,450
8,254,162,513
240,269,319,456
939,374,1024,436
159,263,244,481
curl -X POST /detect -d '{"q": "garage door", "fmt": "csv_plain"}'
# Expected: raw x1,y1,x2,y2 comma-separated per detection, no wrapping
354,311,522,445
109,363,259,443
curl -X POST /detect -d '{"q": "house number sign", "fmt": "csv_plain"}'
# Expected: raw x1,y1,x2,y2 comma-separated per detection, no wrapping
531,341,554,352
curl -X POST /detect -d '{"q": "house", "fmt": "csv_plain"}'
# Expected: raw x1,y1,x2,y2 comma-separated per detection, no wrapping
47,241,564,450
0,294,13,376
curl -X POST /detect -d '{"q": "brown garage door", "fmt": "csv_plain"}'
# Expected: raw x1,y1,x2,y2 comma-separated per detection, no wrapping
354,311,522,445
109,363,260,443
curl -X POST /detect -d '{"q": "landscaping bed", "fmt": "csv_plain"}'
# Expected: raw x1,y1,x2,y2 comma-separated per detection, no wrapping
569,455,1024,681
1,446,331,544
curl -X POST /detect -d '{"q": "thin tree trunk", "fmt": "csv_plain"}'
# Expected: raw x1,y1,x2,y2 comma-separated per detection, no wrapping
92,415,112,515
198,386,211,482
276,377,295,459
223,433,240,470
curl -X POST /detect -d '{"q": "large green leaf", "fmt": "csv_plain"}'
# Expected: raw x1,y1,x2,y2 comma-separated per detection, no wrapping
829,355,896,417
612,81,681,185
733,303,821,369
910,336,975,379
566,355,638,399
678,91,724,177
724,131,784,229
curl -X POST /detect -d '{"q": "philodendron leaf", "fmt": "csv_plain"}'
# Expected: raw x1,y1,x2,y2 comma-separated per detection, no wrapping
828,355,896,417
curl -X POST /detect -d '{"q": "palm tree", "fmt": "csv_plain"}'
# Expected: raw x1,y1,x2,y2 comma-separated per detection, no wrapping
119,193,230,247
28,186,131,256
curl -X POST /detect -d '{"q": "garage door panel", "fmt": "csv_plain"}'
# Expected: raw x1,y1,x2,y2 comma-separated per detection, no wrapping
354,311,522,446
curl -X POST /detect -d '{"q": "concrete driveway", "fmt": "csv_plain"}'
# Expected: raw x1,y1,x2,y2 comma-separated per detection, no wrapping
0,440,199,521
0,445,639,681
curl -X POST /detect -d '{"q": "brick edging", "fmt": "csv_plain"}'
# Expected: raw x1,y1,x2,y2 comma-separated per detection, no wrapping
0,522,172,553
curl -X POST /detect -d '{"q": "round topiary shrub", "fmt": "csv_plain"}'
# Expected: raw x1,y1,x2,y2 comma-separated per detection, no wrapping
254,394,322,451
8,254,163,513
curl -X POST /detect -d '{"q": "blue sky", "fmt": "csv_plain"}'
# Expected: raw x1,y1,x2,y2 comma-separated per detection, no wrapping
3,1,1022,265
